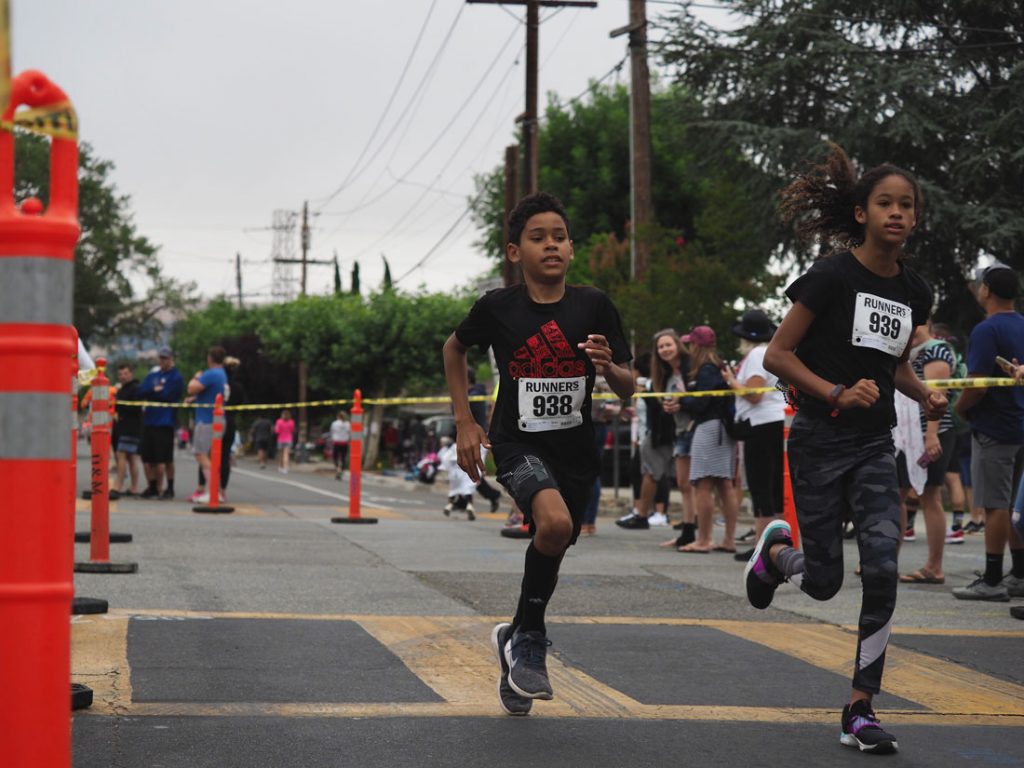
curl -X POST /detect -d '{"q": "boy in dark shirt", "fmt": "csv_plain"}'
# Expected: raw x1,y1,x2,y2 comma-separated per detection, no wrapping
443,193,633,716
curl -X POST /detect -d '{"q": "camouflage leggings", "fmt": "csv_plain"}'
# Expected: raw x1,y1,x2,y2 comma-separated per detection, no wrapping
786,413,900,695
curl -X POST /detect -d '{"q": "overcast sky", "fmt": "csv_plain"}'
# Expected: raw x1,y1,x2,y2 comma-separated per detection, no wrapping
14,1,729,302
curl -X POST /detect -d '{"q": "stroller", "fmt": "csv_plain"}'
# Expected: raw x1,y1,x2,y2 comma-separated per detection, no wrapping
415,450,440,485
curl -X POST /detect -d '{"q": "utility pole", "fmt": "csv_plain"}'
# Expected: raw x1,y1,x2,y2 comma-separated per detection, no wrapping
235,252,243,309
468,0,596,194
271,200,333,461
611,0,653,278
502,144,522,287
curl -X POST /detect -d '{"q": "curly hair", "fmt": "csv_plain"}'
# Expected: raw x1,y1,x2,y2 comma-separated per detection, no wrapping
779,143,923,252
507,192,570,246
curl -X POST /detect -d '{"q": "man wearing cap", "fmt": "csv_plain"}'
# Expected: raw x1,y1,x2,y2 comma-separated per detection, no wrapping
139,347,185,499
952,265,1024,603
722,309,787,561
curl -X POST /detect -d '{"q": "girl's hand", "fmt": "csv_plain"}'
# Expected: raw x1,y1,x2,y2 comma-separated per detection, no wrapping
662,397,680,414
578,334,612,373
837,379,879,409
921,389,948,421
924,432,943,461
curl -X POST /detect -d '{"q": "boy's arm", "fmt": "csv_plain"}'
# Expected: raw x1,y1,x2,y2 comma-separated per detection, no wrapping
443,333,489,482
577,334,633,399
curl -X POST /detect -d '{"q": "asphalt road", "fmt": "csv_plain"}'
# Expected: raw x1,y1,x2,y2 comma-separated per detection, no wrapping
69,450,1024,767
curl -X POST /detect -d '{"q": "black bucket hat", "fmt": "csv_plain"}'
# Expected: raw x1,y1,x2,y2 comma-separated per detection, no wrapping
732,309,777,342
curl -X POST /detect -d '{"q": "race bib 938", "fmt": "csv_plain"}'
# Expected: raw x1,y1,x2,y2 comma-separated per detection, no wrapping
518,377,586,432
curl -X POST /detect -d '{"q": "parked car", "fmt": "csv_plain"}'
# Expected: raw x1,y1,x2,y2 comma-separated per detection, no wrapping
423,414,456,441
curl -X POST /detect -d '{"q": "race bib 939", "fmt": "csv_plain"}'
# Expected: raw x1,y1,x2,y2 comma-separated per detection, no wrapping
851,292,912,357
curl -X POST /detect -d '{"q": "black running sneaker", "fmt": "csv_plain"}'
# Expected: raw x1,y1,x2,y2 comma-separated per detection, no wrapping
736,527,756,543
490,497,500,514
743,520,792,610
841,699,898,753
505,629,553,700
615,513,650,530
159,489,174,500
490,623,532,716
140,487,159,499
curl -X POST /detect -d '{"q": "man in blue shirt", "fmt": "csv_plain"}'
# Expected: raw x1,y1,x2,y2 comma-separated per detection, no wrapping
186,345,227,503
139,346,185,499
953,266,1024,603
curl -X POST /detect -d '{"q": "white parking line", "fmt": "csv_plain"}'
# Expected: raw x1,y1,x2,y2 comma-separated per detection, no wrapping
232,468,398,511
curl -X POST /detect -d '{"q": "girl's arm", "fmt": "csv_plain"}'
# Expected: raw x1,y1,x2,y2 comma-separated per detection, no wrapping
764,302,879,410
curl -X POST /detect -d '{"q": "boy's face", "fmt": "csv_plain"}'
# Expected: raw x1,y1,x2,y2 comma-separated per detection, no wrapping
507,211,573,283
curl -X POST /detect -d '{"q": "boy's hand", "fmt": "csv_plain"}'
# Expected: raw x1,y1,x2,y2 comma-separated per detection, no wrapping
921,388,948,421
837,379,879,409
578,334,613,373
456,422,491,483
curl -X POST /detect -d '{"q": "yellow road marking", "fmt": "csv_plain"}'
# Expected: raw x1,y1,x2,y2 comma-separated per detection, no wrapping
71,615,132,716
71,611,1024,723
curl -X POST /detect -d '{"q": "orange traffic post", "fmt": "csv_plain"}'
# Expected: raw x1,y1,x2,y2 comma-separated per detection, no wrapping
0,70,79,768
332,389,377,524
74,358,137,575
193,393,234,514
69,330,107,617
782,405,801,550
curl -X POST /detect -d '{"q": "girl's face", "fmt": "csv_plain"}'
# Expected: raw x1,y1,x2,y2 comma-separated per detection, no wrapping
738,338,756,355
855,174,916,247
655,334,680,364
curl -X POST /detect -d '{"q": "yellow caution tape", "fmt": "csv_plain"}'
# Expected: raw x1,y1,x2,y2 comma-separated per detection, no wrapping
107,376,1020,412
0,100,78,140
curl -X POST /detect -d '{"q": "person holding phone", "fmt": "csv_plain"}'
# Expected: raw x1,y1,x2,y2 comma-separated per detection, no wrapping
952,265,1024,604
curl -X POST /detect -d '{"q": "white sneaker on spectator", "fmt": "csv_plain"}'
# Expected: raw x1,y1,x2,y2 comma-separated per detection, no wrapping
648,512,669,527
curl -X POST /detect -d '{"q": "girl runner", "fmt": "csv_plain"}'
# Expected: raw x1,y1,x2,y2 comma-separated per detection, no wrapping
745,144,946,754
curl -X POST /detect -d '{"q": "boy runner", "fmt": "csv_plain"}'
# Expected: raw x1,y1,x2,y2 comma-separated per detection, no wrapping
443,193,633,716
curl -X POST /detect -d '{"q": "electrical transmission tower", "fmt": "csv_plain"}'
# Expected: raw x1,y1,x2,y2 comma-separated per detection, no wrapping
269,210,299,302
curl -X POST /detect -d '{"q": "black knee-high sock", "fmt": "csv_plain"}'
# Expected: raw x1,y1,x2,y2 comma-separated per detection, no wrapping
1010,548,1024,578
512,542,563,635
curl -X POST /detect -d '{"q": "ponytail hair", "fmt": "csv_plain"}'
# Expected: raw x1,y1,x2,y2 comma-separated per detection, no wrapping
779,143,923,252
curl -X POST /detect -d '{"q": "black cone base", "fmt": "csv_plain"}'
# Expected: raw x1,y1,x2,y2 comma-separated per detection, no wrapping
331,516,378,524
500,525,531,539
74,531,133,544
192,505,235,514
72,683,93,711
73,561,139,574
72,596,109,615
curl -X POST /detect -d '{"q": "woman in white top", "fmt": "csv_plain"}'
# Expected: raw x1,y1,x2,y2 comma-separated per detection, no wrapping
722,309,787,559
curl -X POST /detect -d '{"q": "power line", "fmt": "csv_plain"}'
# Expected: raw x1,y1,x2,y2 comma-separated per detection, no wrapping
312,0,440,212
315,4,467,215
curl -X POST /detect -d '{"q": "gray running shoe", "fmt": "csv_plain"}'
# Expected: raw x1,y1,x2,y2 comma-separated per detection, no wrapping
840,700,898,754
490,623,531,716
505,629,553,700
1002,573,1024,598
952,576,1010,601
743,520,792,610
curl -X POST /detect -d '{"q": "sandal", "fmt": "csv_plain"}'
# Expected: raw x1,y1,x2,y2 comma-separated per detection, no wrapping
712,545,737,553
899,568,945,584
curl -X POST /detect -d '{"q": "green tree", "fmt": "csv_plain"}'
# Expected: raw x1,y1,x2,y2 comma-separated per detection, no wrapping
658,0,1024,328
470,84,783,352
350,260,361,295
381,254,393,291
13,132,196,344
333,251,343,295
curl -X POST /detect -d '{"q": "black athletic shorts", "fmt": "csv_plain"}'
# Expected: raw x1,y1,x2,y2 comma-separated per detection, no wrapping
493,442,595,546
141,426,175,464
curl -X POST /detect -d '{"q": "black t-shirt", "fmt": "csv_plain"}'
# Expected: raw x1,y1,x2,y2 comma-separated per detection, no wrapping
785,251,932,434
455,284,631,475
115,379,143,437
